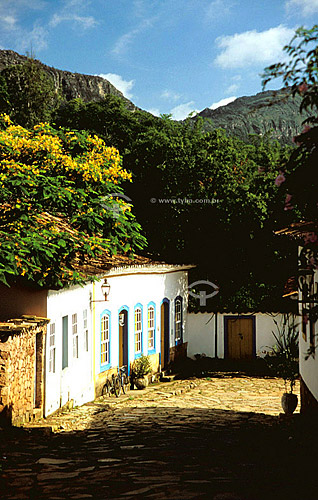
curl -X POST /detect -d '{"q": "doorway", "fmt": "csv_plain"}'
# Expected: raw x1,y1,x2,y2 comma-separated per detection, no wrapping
225,316,255,359
119,309,129,369
160,300,170,369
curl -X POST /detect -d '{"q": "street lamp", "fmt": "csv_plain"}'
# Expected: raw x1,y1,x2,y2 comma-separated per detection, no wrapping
101,278,111,301
89,278,111,307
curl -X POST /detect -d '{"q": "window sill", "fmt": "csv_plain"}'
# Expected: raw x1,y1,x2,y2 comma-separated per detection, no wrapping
100,363,111,372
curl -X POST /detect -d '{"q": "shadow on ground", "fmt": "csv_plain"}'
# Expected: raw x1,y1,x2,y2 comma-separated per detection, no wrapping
1,405,318,500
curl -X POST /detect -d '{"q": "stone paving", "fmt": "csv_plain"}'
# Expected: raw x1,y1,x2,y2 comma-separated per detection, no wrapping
0,375,317,500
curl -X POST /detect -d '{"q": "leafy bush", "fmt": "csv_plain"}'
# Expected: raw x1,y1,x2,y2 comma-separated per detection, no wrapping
132,355,152,378
265,314,299,393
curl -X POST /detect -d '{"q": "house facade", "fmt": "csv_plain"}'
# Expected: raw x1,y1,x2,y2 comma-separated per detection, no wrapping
276,222,318,413
45,263,192,416
298,256,318,413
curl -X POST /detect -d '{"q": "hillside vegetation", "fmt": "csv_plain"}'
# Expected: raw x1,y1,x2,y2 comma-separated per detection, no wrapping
196,89,310,145
0,53,299,311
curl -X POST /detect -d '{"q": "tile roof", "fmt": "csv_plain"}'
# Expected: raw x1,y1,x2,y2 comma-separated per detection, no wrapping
1,206,192,277
275,221,318,240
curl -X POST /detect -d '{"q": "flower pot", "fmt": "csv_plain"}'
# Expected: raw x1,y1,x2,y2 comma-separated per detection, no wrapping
281,392,298,415
134,377,149,390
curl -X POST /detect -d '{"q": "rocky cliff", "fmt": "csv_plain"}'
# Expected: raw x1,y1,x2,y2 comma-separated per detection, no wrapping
196,89,310,144
0,50,136,109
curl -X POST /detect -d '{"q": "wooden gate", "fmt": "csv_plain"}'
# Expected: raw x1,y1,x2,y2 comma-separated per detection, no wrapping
225,317,255,359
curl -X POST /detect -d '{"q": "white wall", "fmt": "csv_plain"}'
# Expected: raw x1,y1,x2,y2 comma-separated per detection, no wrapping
299,267,318,403
45,269,189,415
93,270,188,378
46,284,94,416
186,312,287,359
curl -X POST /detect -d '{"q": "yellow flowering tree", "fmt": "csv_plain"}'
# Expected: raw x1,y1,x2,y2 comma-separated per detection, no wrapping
0,115,146,287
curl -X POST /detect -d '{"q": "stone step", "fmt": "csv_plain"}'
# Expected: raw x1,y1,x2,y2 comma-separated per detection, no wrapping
160,372,176,382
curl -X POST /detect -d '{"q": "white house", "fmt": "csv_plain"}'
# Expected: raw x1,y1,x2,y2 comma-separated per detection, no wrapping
187,312,290,360
276,222,318,413
44,257,193,416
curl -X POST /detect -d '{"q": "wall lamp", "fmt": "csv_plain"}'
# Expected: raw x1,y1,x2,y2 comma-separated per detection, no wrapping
90,278,111,307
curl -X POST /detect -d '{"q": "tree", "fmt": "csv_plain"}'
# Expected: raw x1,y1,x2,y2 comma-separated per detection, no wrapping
0,57,61,128
262,25,318,226
0,115,146,288
54,95,294,310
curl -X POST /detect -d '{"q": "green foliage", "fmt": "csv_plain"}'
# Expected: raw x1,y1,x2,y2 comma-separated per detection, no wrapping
262,25,318,225
132,355,152,378
196,89,308,145
0,57,61,128
54,95,295,310
262,25,318,121
264,314,299,393
0,117,146,288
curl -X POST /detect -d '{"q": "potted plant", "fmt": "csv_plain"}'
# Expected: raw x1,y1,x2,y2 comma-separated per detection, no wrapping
265,314,299,414
132,355,152,389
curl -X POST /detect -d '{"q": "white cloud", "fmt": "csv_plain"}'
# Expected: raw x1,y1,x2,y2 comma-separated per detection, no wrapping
215,25,294,69
209,96,237,110
19,25,48,51
112,18,154,56
225,84,239,94
146,107,161,117
0,1,47,52
50,13,97,29
49,0,97,29
0,15,17,29
205,0,232,21
286,0,318,15
170,101,198,120
161,89,181,102
98,73,135,99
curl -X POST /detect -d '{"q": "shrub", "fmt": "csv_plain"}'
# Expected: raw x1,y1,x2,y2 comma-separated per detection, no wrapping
132,355,152,378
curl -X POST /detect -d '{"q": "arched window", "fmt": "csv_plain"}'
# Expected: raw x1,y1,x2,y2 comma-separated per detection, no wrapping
175,297,183,343
101,313,110,367
135,306,142,354
147,304,155,351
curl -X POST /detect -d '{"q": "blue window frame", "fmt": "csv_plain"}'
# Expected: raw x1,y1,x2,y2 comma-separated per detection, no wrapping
147,302,156,353
175,296,183,344
100,309,111,371
134,303,143,357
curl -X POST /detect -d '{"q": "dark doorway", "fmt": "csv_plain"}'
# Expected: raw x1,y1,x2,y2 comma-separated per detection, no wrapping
160,299,170,369
119,309,129,369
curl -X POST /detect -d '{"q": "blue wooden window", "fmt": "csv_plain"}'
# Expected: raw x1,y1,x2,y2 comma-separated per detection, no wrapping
100,311,111,370
147,303,156,352
134,305,143,355
72,313,78,358
175,297,183,343
49,322,56,373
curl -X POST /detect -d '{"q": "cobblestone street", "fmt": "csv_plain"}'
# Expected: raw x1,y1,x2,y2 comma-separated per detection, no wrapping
1,375,317,500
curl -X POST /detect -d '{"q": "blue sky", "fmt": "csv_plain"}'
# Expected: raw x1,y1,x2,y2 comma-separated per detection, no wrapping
0,0,317,119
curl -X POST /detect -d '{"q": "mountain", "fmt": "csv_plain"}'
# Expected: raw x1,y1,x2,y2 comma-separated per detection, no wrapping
0,50,307,145
195,88,310,144
0,50,136,110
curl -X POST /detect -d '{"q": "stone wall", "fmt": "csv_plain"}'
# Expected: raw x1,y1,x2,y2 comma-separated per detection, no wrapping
0,320,47,426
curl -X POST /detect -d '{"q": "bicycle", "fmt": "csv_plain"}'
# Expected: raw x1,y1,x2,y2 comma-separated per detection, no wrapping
101,366,130,398
118,365,130,395
102,372,121,397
